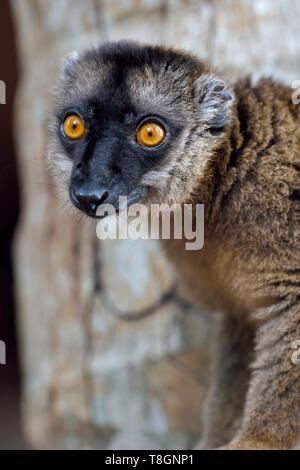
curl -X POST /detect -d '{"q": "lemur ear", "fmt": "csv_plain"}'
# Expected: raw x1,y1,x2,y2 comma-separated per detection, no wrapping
60,50,80,76
194,74,234,128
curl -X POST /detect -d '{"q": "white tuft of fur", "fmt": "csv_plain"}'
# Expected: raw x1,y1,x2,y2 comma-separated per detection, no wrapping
195,74,234,128
61,50,80,76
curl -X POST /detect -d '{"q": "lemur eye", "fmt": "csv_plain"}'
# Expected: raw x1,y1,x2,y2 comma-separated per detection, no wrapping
136,121,166,148
62,114,86,141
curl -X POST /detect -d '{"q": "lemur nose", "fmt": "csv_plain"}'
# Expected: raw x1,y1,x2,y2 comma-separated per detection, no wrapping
72,186,109,217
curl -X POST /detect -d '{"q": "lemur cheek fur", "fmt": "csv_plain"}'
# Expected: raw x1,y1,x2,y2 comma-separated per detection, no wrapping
48,41,300,450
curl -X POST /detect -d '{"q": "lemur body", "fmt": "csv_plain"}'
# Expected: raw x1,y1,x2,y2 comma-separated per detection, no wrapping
49,42,300,449
166,77,300,319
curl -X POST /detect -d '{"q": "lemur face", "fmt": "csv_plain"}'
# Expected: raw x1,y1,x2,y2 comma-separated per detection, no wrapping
49,42,233,217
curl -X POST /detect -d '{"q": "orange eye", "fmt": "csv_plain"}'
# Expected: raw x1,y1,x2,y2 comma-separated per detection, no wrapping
136,121,166,148
63,114,86,140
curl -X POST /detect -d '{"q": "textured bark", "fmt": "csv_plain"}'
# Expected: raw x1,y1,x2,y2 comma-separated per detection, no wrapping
11,0,299,450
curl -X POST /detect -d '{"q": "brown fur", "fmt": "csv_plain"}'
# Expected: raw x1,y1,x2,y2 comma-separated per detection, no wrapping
164,78,300,449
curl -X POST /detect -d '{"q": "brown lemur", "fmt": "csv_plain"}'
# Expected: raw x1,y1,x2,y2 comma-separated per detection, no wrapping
48,41,300,450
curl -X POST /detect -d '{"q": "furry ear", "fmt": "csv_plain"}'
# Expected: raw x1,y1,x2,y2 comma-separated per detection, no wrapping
60,50,80,76
194,74,234,128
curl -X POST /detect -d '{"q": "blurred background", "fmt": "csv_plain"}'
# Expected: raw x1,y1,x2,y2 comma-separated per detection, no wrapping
0,0,300,450
0,0,24,449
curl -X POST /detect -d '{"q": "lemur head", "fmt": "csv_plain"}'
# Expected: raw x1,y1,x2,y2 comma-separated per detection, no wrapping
49,41,234,217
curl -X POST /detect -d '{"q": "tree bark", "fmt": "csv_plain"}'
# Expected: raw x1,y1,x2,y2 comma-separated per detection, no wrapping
11,0,300,450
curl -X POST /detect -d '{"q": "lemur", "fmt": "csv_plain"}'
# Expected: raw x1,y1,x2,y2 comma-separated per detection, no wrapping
48,41,300,450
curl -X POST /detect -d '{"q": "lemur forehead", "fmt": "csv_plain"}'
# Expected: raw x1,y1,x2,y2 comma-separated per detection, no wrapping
59,42,203,115
125,66,192,114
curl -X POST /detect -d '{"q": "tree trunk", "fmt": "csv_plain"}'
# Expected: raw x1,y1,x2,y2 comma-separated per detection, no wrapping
11,0,299,450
